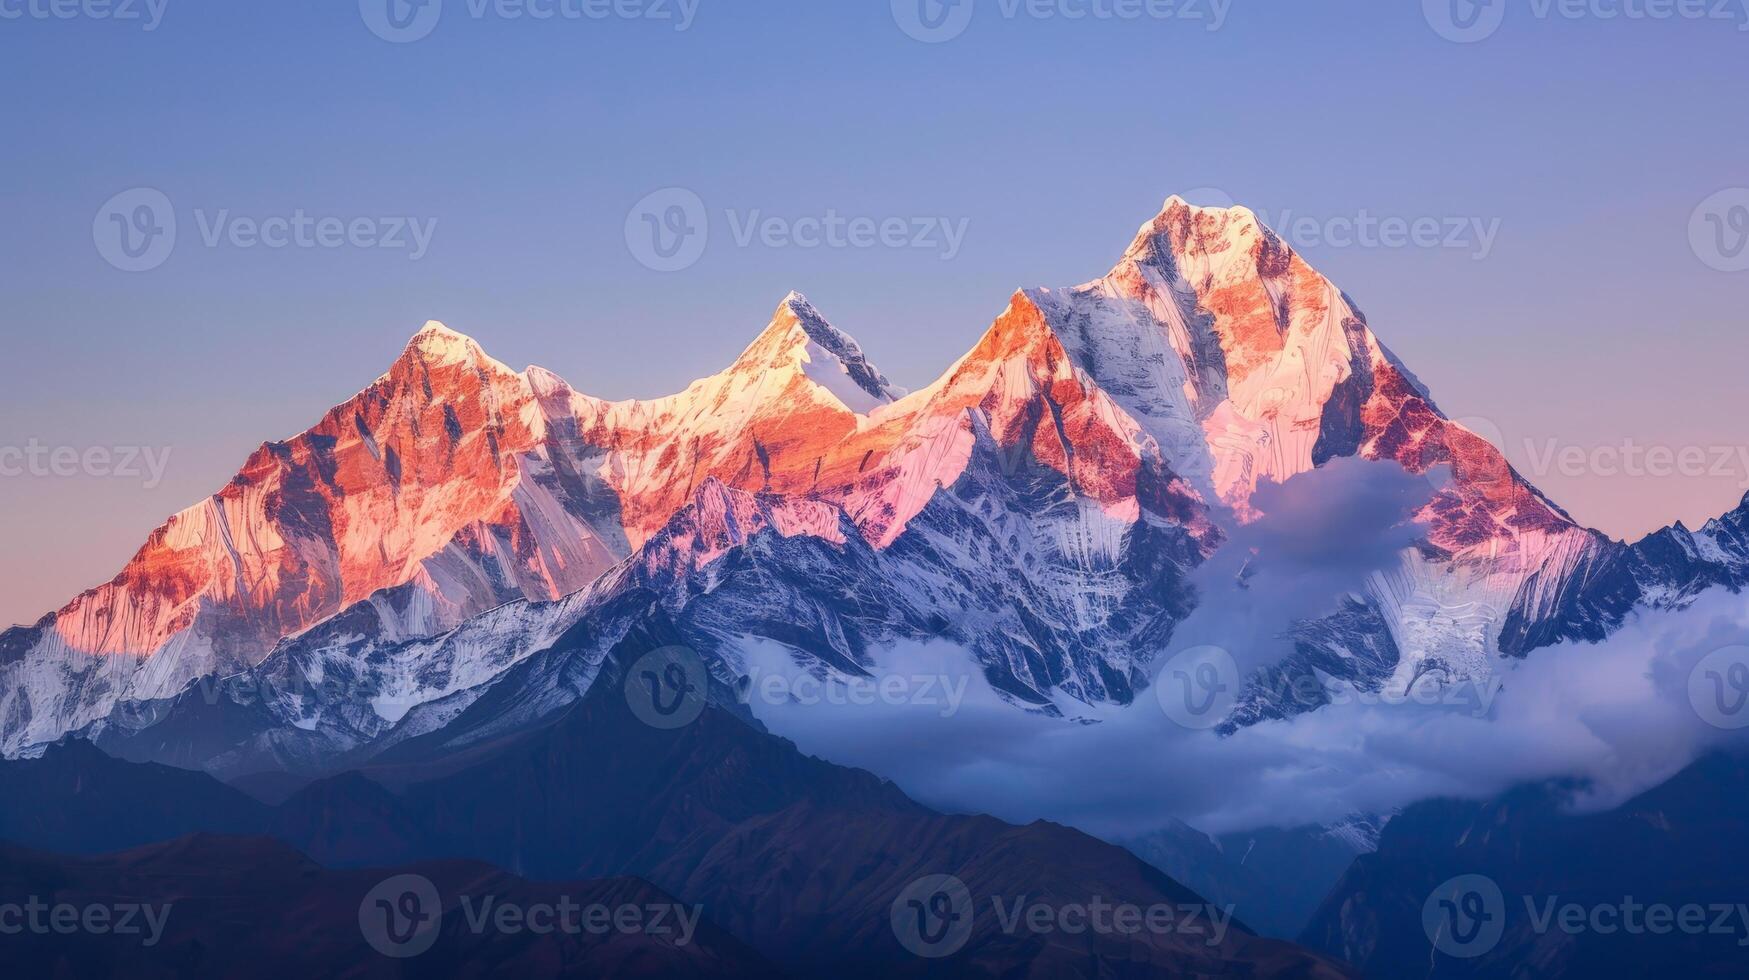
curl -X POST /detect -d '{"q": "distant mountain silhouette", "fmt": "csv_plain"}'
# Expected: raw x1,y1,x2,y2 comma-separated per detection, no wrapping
1303,751,1749,978
0,667,1352,977
0,834,772,978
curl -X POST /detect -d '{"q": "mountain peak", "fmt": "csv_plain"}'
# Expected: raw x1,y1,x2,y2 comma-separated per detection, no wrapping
729,293,905,412
404,320,486,364
396,320,521,380
770,291,842,350
1152,193,1262,234
408,318,470,345
1108,194,1278,282
1156,192,1258,219
522,363,572,399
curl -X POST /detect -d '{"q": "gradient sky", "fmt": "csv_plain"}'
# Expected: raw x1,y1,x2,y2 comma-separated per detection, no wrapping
3,0,1747,628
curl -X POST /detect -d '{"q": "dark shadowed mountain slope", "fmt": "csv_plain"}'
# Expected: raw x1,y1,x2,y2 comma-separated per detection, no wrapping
0,671,1355,978
1123,818,1381,941
1301,752,1749,979
0,834,771,978
388,669,1352,976
0,739,272,853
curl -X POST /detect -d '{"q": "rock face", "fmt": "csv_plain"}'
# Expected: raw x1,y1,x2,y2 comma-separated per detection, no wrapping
5,196,1744,760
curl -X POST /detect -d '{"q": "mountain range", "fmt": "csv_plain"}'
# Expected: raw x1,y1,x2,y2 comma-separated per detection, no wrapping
6,194,1749,978
7,196,1746,775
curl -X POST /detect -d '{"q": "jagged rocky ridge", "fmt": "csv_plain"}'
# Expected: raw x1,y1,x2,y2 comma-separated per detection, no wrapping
7,197,1749,768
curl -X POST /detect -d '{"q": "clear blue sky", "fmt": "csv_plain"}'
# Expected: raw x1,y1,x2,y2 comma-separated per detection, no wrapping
3,0,1747,626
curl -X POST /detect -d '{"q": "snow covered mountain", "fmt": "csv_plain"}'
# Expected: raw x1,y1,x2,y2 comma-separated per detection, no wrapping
9,196,1747,765
0,293,928,755
0,324,636,753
